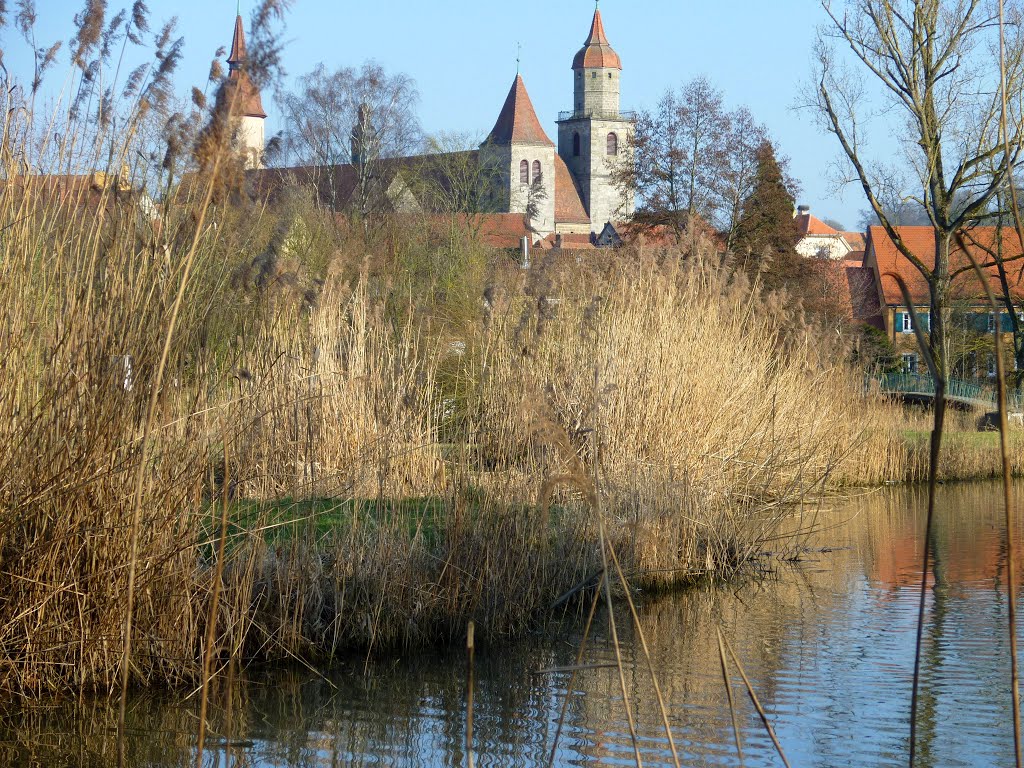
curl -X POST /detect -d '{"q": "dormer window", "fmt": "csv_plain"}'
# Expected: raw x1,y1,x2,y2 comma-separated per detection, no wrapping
607,132,618,156
520,159,529,185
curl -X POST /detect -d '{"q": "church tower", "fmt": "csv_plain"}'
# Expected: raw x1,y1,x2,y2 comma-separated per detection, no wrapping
227,14,267,170
480,75,557,236
557,8,634,233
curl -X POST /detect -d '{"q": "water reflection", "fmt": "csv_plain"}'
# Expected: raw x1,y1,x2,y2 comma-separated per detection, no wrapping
2,482,1022,767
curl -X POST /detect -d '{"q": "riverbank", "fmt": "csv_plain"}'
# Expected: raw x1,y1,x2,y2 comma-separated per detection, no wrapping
1,213,884,697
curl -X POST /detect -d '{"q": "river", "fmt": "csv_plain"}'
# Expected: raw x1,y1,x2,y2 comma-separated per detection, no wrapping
3,482,1023,766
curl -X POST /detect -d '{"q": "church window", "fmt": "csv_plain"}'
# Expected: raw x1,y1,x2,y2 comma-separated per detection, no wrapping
573,133,581,157
520,160,529,185
592,72,597,78
532,160,542,182
607,132,619,156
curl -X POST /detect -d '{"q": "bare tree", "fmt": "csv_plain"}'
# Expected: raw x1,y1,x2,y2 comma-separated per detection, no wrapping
617,77,779,250
406,132,498,237
277,61,422,219
811,0,1024,381
617,78,730,242
717,106,769,251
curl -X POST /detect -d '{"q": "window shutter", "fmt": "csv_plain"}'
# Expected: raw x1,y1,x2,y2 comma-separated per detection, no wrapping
895,312,904,332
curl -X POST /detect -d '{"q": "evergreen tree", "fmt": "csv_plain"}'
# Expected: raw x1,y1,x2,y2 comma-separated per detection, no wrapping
733,141,802,293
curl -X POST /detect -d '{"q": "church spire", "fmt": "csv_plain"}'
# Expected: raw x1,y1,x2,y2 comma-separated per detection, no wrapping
485,74,555,147
228,13,247,71
572,8,622,70
225,13,266,119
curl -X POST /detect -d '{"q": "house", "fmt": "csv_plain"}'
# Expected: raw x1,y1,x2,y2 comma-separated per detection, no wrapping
229,8,635,242
794,205,865,261
864,225,1024,375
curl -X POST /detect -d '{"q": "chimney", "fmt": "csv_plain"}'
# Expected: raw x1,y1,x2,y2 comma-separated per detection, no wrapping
796,204,811,217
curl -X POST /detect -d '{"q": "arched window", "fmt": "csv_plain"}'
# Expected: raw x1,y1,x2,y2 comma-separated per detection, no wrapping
607,132,618,156
573,132,581,157
520,159,529,185
532,160,542,182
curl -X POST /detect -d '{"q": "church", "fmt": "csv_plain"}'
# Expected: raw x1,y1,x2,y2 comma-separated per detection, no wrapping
230,7,635,244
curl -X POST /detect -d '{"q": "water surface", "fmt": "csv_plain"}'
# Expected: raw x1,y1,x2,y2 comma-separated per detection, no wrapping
4,483,1023,766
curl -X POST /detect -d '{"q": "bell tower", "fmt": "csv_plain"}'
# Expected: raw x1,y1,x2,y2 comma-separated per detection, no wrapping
557,6,634,233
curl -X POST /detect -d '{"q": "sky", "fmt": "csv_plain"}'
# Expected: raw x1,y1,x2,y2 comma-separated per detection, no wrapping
5,0,872,228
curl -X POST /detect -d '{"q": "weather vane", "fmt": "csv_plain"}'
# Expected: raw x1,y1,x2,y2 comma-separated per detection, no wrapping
516,42,521,75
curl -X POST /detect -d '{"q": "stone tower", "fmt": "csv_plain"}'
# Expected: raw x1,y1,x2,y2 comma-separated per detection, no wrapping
557,8,634,232
480,75,557,236
227,14,267,170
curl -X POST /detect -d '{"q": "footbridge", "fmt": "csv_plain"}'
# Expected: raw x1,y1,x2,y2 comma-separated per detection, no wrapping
871,373,1024,413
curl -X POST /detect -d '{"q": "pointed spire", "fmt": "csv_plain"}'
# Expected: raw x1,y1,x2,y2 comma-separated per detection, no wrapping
484,75,554,147
572,8,622,70
225,13,266,119
228,14,246,70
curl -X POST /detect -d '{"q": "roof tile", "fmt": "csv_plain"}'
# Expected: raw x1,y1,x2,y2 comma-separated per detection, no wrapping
485,75,554,147
573,10,622,70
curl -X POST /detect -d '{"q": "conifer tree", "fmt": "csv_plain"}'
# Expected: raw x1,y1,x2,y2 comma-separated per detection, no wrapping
734,142,799,257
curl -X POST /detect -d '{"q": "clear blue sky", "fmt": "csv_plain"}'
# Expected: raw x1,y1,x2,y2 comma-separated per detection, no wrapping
8,0,870,228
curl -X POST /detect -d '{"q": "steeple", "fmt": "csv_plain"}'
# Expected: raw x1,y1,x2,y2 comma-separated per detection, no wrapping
572,9,622,70
228,14,247,71
225,14,266,120
485,75,555,147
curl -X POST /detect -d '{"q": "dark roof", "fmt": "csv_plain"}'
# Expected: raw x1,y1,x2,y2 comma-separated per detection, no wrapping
572,10,622,70
485,75,555,147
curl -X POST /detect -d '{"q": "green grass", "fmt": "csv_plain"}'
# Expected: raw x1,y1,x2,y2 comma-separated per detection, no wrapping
201,496,448,550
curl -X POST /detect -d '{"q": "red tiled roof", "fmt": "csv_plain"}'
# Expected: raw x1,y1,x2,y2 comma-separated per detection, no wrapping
795,212,840,237
573,10,622,70
868,225,1024,306
553,155,589,224
485,75,554,147
843,231,866,250
558,233,595,248
226,15,266,119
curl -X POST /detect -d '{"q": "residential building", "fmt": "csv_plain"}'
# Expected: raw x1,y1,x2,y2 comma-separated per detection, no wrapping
863,225,1024,376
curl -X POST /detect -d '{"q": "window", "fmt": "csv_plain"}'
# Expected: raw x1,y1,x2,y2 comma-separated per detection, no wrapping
520,159,529,185
901,312,913,333
592,72,597,78
607,132,618,156
573,132,581,157
988,354,998,378
902,353,919,374
608,72,614,79
532,160,542,182
988,312,998,333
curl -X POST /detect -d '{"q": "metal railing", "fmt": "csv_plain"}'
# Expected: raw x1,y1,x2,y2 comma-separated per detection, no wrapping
870,372,1024,411
557,110,637,122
